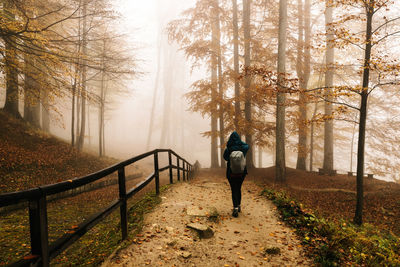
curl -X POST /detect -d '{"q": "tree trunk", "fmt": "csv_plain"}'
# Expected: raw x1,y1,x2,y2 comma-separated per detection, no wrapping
354,4,373,226
213,0,225,168
323,1,334,172
232,0,241,132
275,0,288,183
296,0,310,170
99,39,106,156
77,0,87,151
258,146,262,168
243,0,254,169
71,79,76,146
350,118,357,173
71,10,82,147
41,89,50,132
24,53,41,127
160,43,174,148
3,1,20,118
309,101,318,172
146,29,162,150
210,3,219,168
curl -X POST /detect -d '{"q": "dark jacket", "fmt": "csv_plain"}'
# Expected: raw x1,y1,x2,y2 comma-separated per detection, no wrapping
223,131,249,176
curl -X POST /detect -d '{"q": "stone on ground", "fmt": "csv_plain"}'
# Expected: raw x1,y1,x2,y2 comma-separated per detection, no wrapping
186,222,214,238
186,206,218,218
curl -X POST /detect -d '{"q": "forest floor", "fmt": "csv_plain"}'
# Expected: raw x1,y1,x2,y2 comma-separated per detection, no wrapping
102,169,311,267
0,111,150,265
0,111,118,193
1,110,399,265
250,167,400,236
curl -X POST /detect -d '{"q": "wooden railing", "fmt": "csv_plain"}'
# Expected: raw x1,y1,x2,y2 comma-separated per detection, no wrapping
0,149,193,267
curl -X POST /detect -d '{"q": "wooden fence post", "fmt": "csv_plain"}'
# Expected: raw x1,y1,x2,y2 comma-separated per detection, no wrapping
29,196,49,267
168,151,173,184
154,151,160,195
183,161,186,181
118,168,128,240
177,157,180,182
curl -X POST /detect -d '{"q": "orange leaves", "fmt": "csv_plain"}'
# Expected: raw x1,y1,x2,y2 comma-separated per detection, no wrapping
0,111,115,193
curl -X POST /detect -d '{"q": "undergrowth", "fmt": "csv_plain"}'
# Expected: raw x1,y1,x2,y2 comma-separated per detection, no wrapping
51,187,166,266
261,188,400,266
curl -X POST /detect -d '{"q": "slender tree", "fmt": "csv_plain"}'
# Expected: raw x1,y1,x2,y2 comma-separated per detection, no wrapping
295,0,311,170
2,0,21,118
232,0,241,132
210,2,220,167
243,0,254,168
275,0,288,182
353,1,374,226
23,51,41,127
77,0,88,151
212,0,226,168
323,0,335,172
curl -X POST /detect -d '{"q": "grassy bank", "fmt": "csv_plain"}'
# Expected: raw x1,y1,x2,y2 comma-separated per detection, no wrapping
1,187,165,266
261,188,400,266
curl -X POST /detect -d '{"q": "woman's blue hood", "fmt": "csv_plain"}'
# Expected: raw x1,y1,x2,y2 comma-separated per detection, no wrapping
227,131,242,147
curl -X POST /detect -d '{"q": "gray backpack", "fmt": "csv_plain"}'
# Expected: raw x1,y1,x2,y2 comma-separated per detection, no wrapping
230,151,246,174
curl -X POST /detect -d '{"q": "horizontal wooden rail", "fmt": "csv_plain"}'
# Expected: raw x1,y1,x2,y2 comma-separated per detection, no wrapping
1,149,194,267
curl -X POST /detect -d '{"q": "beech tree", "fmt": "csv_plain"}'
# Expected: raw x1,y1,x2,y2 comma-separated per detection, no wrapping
275,0,288,182
312,0,400,225
295,0,311,170
323,0,335,173
168,0,229,167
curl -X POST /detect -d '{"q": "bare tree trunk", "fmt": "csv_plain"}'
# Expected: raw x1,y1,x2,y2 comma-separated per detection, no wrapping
99,39,106,156
350,118,357,173
275,0,288,183
41,89,50,132
71,79,76,146
354,3,373,226
258,146,262,168
323,1,334,172
71,10,82,147
243,0,254,169
160,44,174,148
296,0,310,170
77,0,87,151
213,0,225,168
3,1,20,118
76,86,81,144
232,0,240,132
210,3,219,168
24,53,41,127
146,24,162,151
309,101,318,171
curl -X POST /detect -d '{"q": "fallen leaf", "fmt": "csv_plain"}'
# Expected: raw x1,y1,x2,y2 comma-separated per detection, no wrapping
23,255,39,260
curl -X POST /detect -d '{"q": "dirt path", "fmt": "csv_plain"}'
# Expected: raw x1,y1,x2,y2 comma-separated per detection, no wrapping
102,171,310,267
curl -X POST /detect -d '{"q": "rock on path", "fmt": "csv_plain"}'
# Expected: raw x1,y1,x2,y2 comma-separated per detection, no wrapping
102,171,310,267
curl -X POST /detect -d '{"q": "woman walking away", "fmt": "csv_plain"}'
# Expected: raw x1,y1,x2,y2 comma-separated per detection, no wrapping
223,131,249,217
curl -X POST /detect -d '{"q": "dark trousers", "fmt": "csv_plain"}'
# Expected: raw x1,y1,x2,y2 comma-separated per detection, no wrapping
227,174,245,208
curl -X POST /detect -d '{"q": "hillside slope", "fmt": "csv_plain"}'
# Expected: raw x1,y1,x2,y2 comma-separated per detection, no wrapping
0,111,116,193
251,167,400,236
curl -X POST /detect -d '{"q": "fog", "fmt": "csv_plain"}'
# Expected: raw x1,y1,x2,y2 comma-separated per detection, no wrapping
2,0,400,182
50,0,218,167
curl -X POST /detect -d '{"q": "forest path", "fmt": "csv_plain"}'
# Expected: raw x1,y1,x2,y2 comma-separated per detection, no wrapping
102,170,310,267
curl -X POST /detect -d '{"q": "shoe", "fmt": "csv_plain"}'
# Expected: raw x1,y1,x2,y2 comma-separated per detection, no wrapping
232,207,239,217
238,206,241,212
